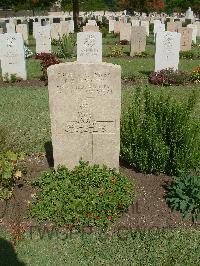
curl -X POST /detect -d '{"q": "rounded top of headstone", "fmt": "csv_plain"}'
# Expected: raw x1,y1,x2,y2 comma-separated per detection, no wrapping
188,7,191,11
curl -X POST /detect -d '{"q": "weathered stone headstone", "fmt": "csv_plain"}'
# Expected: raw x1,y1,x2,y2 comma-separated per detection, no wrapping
16,24,29,44
87,20,97,26
0,33,27,80
186,7,194,20
130,26,146,56
167,22,176,32
178,27,192,51
154,21,165,42
141,20,149,36
131,20,140,27
6,23,15,33
36,25,51,54
83,25,99,32
51,23,60,40
155,31,181,72
0,28,3,34
60,21,70,36
114,21,120,34
120,23,131,42
77,32,102,63
187,24,198,44
33,21,41,38
47,62,121,169
109,20,115,33
194,22,200,37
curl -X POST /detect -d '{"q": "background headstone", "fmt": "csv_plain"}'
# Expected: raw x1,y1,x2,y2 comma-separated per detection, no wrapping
77,32,102,63
36,25,51,54
155,31,181,72
0,33,27,80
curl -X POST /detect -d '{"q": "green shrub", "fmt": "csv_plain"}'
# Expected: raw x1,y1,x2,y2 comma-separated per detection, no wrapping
0,151,25,200
121,88,200,176
180,50,196,59
191,66,200,83
28,161,135,228
109,44,124,57
166,175,200,222
100,26,108,38
56,34,76,59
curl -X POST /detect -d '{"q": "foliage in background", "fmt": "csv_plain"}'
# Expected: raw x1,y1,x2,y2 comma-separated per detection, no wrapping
55,34,76,59
148,68,191,86
180,50,200,60
35,53,60,84
109,44,124,57
0,151,25,200
166,175,200,222
29,161,135,228
121,88,200,176
191,66,200,83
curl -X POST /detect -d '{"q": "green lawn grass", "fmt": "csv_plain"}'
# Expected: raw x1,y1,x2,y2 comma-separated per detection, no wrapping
0,33,200,264
0,229,200,265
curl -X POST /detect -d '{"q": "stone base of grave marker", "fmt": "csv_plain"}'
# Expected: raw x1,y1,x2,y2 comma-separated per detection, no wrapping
48,62,121,170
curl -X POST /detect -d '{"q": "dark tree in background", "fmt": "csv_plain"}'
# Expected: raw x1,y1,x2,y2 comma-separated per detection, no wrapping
72,0,79,32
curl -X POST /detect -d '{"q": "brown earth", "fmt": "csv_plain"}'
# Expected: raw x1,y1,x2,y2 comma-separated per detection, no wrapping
0,80,45,88
0,155,199,233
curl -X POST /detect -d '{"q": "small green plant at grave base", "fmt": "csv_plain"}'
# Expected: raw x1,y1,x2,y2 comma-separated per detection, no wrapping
166,175,200,222
56,34,76,59
100,26,108,38
28,161,135,228
121,88,200,176
3,73,9,82
148,68,191,86
180,50,196,59
109,44,124,57
134,51,148,58
191,66,200,83
51,38,59,46
0,151,26,200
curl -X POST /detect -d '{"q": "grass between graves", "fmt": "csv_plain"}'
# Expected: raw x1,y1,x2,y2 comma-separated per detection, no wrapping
0,228,200,265
0,84,200,154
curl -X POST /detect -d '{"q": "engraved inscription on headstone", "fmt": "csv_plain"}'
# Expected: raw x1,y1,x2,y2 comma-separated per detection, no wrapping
47,62,121,169
155,31,181,71
0,33,27,80
77,32,102,63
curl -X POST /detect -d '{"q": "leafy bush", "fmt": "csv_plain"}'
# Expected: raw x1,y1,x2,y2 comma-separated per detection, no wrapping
56,34,76,59
149,68,191,86
166,175,200,222
100,26,108,38
28,161,135,228
51,39,59,46
179,50,200,59
191,66,200,83
24,45,33,59
109,44,123,57
35,53,60,85
121,88,200,176
0,151,25,200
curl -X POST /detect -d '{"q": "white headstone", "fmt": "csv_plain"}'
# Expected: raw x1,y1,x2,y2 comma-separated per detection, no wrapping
187,24,198,44
109,20,115,33
36,26,51,54
77,32,102,63
6,23,15,33
155,31,181,72
0,33,27,80
141,21,149,36
16,24,29,44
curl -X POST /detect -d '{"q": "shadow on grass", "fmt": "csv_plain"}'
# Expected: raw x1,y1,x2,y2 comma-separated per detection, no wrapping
0,238,26,266
44,141,54,168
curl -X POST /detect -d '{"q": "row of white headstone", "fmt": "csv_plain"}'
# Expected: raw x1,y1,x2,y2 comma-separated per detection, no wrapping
0,28,185,81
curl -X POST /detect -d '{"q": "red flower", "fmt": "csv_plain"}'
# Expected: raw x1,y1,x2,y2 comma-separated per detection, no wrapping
107,216,112,221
